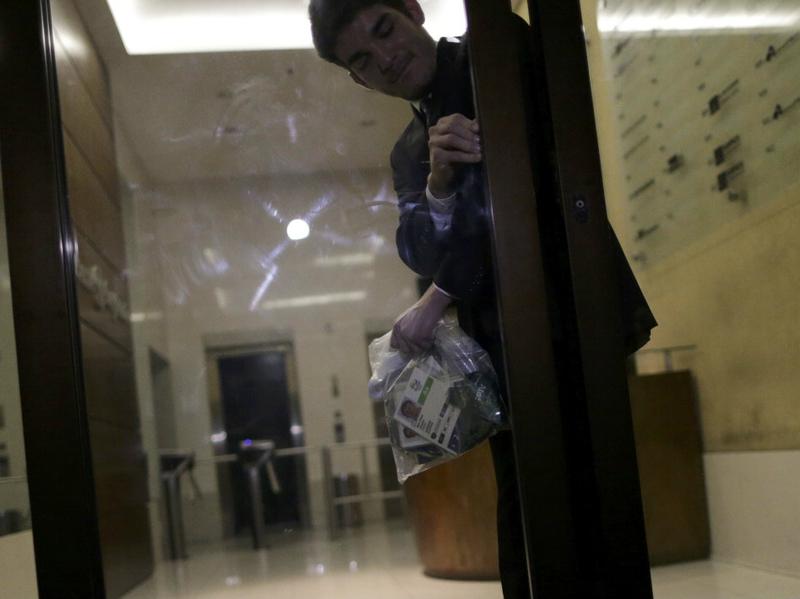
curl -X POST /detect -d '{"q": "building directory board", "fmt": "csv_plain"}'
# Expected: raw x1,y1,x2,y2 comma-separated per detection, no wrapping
596,0,800,265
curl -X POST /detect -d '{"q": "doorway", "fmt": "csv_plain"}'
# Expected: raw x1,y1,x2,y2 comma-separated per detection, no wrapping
2,0,666,596
206,343,309,536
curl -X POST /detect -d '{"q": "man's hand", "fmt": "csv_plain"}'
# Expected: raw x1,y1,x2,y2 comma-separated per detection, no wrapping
390,284,453,355
427,114,481,198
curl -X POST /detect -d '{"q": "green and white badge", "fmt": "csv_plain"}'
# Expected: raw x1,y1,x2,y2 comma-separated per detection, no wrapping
393,356,461,454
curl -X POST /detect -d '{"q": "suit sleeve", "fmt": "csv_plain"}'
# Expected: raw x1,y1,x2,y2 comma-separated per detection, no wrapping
608,227,658,354
391,143,489,300
391,144,447,281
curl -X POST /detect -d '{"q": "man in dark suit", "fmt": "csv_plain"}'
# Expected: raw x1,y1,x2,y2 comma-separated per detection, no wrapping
310,2,656,597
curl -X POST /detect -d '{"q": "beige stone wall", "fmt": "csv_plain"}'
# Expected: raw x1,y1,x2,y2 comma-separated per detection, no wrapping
578,0,800,575
580,0,800,452
635,190,800,450
0,532,37,599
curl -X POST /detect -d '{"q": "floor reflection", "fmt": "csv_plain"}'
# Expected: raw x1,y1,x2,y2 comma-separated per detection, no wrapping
124,521,502,599
123,519,800,599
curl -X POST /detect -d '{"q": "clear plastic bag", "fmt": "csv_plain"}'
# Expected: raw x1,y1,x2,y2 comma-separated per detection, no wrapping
368,315,507,483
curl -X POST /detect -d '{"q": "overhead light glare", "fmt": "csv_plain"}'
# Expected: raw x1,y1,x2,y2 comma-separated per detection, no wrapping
106,1,313,54
105,0,467,55
214,288,229,309
287,219,310,241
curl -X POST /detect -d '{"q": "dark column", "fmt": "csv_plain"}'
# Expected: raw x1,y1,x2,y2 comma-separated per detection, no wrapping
0,1,105,597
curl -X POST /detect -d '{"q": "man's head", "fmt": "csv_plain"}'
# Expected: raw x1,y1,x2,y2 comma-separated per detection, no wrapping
309,0,438,101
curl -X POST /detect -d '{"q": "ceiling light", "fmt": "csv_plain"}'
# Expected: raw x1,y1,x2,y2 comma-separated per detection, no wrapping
314,253,375,267
599,11,800,34
130,311,163,323
287,219,310,241
106,0,467,55
261,291,366,310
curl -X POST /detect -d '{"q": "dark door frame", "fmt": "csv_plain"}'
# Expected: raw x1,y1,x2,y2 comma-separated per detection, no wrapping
524,2,654,596
1,0,651,597
465,0,652,597
0,1,105,598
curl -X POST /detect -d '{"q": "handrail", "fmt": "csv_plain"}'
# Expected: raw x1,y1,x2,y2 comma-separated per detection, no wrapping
637,345,697,354
327,438,392,451
636,344,698,372
193,438,393,465
0,440,401,548
190,438,401,541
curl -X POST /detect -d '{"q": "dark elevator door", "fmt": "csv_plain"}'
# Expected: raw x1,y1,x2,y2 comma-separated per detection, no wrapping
218,351,301,532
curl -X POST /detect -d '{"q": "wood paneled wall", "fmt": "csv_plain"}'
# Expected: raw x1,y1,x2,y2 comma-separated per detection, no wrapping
51,1,153,596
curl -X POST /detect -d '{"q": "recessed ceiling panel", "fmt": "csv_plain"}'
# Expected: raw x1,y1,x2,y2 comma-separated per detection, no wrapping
106,0,467,54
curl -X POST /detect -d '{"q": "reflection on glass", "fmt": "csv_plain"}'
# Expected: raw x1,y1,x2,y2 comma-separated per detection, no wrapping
582,0,800,597
51,0,520,597
0,160,39,595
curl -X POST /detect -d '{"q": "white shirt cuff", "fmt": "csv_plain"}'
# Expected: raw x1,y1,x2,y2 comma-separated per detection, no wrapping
433,283,457,299
426,186,457,213
426,186,456,233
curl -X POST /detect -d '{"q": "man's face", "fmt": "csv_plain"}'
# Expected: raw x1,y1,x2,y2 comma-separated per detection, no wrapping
333,5,437,101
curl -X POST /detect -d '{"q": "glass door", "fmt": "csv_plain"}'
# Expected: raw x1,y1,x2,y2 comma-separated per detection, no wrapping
557,0,800,598
1,0,664,598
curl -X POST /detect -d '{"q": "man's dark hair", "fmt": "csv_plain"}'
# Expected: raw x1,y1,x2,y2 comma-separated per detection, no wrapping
309,0,412,64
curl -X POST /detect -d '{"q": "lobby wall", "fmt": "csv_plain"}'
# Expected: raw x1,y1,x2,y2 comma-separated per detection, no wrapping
579,0,800,573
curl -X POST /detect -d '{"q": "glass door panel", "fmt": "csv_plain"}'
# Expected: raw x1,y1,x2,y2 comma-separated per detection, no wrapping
46,0,537,597
576,0,800,597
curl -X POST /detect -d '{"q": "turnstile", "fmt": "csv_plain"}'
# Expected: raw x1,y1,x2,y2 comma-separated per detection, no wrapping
238,439,281,550
159,450,200,560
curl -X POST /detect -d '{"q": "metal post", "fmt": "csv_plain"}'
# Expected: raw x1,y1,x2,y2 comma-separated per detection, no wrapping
246,465,268,550
664,350,674,372
359,444,370,495
321,446,338,540
163,475,187,560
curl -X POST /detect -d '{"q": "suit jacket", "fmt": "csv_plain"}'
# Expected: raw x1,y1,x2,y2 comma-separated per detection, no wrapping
390,28,656,359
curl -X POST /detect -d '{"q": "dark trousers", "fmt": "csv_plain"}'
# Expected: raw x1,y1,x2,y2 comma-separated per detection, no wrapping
490,430,531,599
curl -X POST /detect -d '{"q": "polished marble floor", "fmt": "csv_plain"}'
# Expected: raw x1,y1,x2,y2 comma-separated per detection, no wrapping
124,522,800,599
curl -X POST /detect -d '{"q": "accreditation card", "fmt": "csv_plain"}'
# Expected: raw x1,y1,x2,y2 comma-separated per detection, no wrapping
392,356,461,454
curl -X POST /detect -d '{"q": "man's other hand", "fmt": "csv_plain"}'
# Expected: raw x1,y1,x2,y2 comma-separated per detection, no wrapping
390,284,454,355
427,114,481,198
